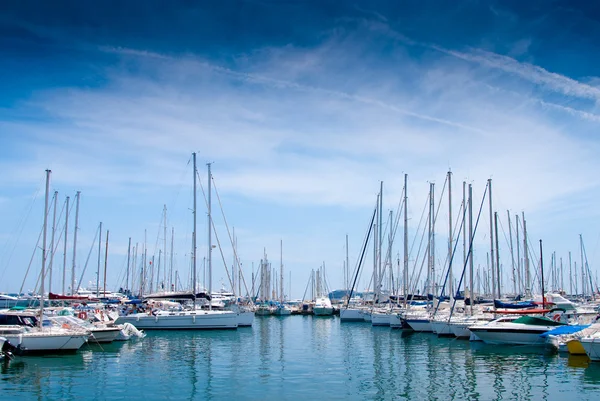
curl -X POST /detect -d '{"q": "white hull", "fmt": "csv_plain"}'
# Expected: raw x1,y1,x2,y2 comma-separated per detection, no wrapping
89,328,121,343
237,311,255,326
389,314,402,328
371,312,391,326
3,332,88,353
431,320,454,336
468,327,550,346
313,307,334,316
580,338,600,361
273,307,292,316
449,323,472,339
340,308,364,322
405,319,433,332
116,310,238,329
361,311,372,322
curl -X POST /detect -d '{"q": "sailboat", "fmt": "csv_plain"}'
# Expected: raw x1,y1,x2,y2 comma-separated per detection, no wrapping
116,154,238,330
0,171,90,355
273,240,292,316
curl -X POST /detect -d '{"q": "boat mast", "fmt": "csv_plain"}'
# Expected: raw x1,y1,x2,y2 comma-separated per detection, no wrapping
462,182,466,302
62,195,69,296
540,240,545,309
515,214,521,295
126,237,131,293
569,251,573,295
96,222,102,298
468,184,474,316
494,212,501,298
164,204,167,291
522,212,530,296
71,191,80,294
192,152,197,308
280,239,284,302
48,191,58,295
580,234,585,297
232,227,236,296
378,181,383,303
104,230,109,296
403,174,408,308
507,211,515,296
488,179,495,300
40,169,51,328
207,162,212,310
447,171,453,301
346,233,350,296
430,183,435,298
170,227,174,291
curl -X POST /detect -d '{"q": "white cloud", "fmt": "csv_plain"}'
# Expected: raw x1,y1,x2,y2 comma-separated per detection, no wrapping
2,22,600,295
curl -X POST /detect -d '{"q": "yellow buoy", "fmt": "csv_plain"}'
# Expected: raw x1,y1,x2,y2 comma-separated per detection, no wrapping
566,339,587,356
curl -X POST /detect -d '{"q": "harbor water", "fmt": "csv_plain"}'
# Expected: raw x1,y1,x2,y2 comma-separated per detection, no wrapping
2,316,600,400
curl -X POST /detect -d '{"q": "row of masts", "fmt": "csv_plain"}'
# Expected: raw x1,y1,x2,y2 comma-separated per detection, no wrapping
344,171,598,303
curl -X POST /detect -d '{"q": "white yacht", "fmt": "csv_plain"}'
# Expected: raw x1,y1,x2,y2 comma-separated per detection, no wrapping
468,315,564,346
313,296,334,316
0,312,89,354
115,309,238,330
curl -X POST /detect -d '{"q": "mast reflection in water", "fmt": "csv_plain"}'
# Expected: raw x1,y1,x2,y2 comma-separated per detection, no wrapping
2,317,600,400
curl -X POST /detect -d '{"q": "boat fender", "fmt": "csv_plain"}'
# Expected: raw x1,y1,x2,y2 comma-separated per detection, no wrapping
155,315,158,322
193,315,196,323
552,313,561,322
78,311,88,320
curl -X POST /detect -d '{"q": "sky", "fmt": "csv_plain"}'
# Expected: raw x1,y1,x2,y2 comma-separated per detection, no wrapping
1,0,600,299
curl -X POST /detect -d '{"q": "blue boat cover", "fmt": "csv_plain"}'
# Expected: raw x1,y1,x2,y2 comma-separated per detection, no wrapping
539,324,590,338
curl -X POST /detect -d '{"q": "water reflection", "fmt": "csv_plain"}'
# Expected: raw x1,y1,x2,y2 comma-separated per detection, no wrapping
2,319,600,400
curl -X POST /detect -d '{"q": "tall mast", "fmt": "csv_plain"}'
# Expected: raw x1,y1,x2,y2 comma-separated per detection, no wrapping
494,211,501,298
126,237,131,293
403,174,408,306
462,181,466,299
580,234,585,297
378,181,383,302
232,228,236,296
515,214,521,295
71,191,80,294
373,193,379,302
560,257,564,293
569,251,573,295
104,230,109,296
346,233,350,294
522,212,530,296
97,222,102,298
192,152,197,307
447,171,453,300
430,183,436,298
39,169,51,328
207,162,212,310
540,240,545,308
488,179,495,300
170,227,174,291
507,211,516,295
468,184,474,316
48,191,58,295
280,239,284,302
62,195,69,297
164,204,167,290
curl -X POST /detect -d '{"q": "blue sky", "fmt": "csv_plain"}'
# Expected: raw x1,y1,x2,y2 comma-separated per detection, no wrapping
1,1,600,298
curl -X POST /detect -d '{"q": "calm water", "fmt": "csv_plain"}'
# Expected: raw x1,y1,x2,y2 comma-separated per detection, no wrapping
2,316,600,400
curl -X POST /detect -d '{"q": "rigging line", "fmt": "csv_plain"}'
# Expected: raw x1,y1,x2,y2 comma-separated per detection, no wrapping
434,198,466,316
407,193,432,293
434,200,466,292
408,206,430,298
345,206,377,308
194,169,237,296
447,182,489,320
75,224,101,293
18,193,55,295
497,212,517,286
408,186,430,263
210,174,253,300
0,179,42,264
